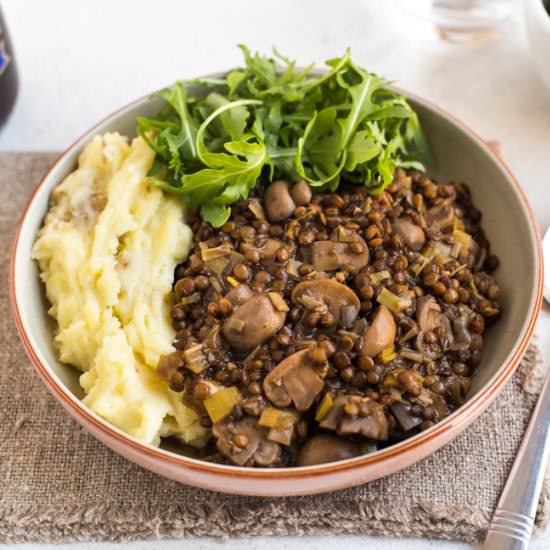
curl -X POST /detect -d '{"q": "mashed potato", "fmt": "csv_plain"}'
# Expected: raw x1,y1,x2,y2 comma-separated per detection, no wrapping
33,133,208,447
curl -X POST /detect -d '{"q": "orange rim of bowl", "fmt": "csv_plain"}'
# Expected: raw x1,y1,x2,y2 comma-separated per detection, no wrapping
9,81,544,482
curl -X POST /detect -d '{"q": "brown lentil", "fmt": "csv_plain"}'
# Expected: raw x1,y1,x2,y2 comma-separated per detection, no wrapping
158,170,501,469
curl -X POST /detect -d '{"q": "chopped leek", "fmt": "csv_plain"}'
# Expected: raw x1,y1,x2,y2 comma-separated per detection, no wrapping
400,348,424,362
379,345,397,363
204,387,242,423
453,229,471,252
453,217,465,231
205,256,229,276
226,275,240,287
361,442,378,454
209,276,223,294
315,393,334,421
399,325,419,343
201,245,231,261
377,287,411,314
180,292,201,305
409,256,428,277
335,225,358,243
369,270,391,284
258,407,297,429
383,371,398,388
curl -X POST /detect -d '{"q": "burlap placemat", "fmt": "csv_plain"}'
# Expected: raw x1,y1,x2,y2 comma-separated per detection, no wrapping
1,152,549,544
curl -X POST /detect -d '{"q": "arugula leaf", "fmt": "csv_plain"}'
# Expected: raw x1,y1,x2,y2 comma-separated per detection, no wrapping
295,108,345,186
204,92,248,141
337,66,381,148
155,82,198,161
345,130,381,172
200,203,231,227
139,46,429,226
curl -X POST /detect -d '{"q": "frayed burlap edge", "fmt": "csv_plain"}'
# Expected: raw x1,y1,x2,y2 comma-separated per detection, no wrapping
1,344,548,544
0,501,492,544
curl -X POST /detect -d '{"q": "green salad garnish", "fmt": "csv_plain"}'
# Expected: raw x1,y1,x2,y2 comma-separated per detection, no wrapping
137,46,429,227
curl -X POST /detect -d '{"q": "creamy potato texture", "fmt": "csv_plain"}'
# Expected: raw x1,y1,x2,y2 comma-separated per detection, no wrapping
33,133,208,446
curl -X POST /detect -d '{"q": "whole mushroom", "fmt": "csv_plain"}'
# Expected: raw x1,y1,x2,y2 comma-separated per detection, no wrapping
392,218,425,251
290,180,312,206
223,294,286,351
264,180,296,222
310,237,369,272
296,434,361,466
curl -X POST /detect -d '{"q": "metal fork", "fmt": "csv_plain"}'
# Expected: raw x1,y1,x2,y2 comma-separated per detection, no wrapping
483,228,550,549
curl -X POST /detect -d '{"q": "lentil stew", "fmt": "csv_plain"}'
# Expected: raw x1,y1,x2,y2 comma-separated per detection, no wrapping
157,168,502,467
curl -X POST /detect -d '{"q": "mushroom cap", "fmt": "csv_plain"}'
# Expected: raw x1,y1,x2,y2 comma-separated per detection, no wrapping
290,180,313,207
291,278,360,328
392,218,425,251
310,236,369,272
222,294,286,351
427,204,455,230
263,349,325,411
415,295,441,333
363,305,397,357
264,180,296,222
296,434,361,466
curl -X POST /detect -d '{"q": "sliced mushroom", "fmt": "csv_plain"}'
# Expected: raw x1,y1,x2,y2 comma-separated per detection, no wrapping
264,180,296,222
429,391,450,419
223,295,286,351
267,425,294,446
427,204,454,230
392,218,425,251
296,434,361,466
212,416,281,467
263,349,326,411
415,295,441,333
363,305,397,357
319,394,389,441
310,237,369,272
258,238,283,261
391,402,423,431
437,313,455,349
290,180,312,207
452,315,471,346
224,284,254,306
291,279,360,328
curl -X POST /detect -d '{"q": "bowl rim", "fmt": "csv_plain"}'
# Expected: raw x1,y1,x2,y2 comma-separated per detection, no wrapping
9,75,544,486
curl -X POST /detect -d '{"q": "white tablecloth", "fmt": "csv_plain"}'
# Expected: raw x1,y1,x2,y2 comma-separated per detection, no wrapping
1,0,549,548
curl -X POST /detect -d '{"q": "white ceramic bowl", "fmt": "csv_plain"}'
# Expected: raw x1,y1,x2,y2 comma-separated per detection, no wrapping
526,0,550,92
10,79,544,496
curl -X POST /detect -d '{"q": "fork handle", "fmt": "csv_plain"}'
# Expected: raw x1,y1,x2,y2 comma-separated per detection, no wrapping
483,370,550,549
